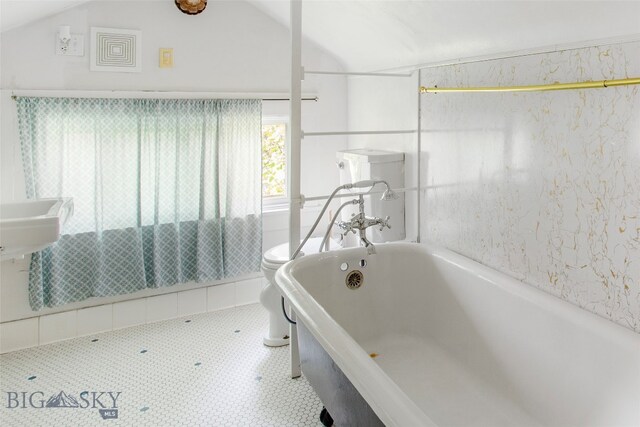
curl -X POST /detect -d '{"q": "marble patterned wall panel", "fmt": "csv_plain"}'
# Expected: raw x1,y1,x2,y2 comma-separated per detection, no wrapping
420,41,640,332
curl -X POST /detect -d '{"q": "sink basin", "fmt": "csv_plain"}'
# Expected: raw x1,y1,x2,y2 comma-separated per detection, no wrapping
0,198,74,261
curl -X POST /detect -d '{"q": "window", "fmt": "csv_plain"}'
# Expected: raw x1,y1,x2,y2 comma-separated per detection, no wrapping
261,119,288,207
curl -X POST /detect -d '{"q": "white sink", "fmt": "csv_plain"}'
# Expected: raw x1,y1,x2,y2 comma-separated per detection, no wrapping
0,198,74,261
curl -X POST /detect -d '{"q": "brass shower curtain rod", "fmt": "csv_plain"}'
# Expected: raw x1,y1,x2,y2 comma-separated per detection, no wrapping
420,77,640,94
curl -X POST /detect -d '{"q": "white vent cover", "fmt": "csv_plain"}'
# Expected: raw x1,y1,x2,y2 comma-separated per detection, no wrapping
90,27,142,73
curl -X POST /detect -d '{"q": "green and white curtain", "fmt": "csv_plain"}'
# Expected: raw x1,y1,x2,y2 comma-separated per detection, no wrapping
17,97,262,310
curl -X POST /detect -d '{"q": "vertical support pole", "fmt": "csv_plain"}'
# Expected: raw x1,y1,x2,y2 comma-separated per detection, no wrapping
416,71,422,243
288,0,303,379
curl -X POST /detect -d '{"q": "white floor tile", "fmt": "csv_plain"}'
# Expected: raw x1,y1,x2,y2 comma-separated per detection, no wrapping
177,288,207,316
39,311,77,345
207,282,235,312
76,304,113,337
145,293,178,323
0,318,39,354
113,299,146,330
0,304,323,426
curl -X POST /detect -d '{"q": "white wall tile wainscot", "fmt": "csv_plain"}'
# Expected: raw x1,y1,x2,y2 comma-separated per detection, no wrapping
0,317,39,353
39,311,77,346
145,293,179,324
112,299,147,331
0,278,266,354
76,304,113,337
177,288,208,317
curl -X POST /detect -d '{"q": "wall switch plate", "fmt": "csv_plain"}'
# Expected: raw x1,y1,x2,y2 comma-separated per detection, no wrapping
56,34,84,56
159,48,173,68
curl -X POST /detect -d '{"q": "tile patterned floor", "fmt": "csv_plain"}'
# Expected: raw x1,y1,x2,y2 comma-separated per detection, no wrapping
0,304,323,426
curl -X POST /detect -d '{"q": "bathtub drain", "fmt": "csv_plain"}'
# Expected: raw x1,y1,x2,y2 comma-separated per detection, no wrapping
345,270,363,289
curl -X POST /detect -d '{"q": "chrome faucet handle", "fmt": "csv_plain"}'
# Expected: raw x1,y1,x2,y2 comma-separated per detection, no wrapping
337,220,355,234
378,216,391,231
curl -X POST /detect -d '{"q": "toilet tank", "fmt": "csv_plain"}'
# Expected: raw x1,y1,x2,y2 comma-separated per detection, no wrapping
336,149,405,244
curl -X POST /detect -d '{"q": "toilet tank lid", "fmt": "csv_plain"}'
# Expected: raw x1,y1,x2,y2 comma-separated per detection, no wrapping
263,237,340,264
337,149,404,163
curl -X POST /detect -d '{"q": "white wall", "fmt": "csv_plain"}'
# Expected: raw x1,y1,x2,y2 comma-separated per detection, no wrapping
348,39,640,333
0,0,348,326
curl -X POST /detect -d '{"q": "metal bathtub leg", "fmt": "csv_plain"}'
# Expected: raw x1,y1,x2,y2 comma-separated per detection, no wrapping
290,312,301,378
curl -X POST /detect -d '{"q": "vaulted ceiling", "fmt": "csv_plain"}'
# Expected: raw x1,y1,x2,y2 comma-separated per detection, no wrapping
2,0,640,71
247,0,640,70
1,0,91,31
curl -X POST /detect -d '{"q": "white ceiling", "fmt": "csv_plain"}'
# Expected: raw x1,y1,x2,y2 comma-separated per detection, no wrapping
2,0,640,70
247,0,640,70
0,0,91,32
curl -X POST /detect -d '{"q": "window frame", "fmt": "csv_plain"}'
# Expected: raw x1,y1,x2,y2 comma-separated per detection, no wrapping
261,115,289,211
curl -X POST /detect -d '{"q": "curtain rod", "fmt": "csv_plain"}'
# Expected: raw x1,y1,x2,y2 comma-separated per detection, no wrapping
11,95,318,102
9,90,318,102
420,77,640,94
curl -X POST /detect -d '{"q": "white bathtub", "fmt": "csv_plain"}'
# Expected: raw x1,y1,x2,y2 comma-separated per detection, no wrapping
275,242,640,427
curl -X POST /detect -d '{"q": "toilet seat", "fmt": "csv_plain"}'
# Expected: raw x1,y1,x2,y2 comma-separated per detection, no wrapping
263,237,340,267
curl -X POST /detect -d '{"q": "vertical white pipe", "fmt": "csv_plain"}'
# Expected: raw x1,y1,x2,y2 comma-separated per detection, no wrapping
289,0,302,259
288,0,302,379
416,71,422,243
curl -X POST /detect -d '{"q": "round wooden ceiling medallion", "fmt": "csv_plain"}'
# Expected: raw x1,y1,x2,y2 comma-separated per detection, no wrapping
175,0,207,15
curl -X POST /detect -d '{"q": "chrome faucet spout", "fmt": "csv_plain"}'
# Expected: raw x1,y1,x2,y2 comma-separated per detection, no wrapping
359,228,376,255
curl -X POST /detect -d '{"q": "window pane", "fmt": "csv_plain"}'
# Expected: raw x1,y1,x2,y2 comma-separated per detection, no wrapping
262,123,287,198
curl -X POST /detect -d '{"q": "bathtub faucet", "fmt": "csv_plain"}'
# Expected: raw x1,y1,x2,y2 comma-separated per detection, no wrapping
337,195,391,255
292,179,398,260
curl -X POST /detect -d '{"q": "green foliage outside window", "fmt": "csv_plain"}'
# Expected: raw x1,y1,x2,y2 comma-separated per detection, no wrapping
262,123,287,198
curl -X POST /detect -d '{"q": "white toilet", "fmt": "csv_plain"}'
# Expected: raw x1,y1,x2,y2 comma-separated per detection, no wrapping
260,148,405,347
260,236,339,347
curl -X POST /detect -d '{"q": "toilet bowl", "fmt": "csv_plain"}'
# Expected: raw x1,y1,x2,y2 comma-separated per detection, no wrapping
260,236,340,347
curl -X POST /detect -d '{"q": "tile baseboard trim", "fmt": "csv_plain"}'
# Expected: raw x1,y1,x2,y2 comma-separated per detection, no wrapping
0,277,265,354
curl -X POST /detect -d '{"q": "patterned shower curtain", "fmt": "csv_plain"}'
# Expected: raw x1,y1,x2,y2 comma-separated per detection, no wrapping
16,97,262,310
